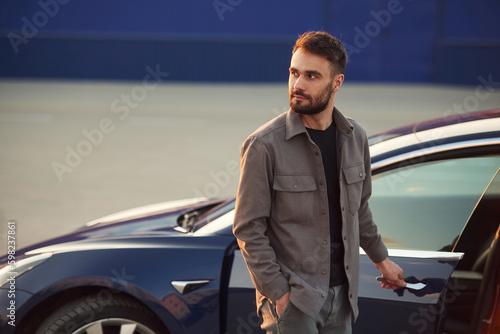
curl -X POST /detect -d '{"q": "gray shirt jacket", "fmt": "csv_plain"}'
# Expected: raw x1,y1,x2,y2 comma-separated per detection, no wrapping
233,108,388,321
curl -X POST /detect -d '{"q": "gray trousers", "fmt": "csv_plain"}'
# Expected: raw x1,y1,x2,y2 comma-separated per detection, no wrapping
260,284,352,334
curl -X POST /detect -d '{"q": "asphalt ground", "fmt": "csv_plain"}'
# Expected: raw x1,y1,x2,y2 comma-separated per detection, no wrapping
1,78,500,250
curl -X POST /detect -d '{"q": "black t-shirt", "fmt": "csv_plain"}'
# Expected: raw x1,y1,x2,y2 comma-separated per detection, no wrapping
307,122,347,286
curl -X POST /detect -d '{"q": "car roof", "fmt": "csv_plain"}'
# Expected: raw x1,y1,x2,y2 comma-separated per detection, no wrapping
369,109,500,170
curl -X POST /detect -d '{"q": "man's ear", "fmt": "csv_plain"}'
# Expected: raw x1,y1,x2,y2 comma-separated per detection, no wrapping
333,73,344,93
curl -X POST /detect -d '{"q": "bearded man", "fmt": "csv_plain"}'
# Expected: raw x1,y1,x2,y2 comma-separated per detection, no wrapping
233,31,406,334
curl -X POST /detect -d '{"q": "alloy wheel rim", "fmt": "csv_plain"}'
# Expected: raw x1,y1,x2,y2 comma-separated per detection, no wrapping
71,318,157,334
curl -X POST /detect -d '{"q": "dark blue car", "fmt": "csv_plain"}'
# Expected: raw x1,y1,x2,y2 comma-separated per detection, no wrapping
1,110,500,334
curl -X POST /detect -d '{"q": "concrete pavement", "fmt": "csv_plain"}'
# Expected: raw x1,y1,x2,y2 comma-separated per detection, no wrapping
1,78,500,249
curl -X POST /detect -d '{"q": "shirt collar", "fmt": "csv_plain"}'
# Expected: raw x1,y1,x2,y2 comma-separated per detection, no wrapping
285,107,354,140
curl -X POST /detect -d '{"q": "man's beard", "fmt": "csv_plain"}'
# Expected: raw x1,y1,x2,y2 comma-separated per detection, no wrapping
289,81,333,115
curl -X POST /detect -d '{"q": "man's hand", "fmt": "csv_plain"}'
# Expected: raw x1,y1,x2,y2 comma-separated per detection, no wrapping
374,258,406,289
275,291,290,318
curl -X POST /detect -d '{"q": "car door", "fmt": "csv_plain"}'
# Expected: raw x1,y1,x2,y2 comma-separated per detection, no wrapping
195,207,265,334
450,168,500,333
225,246,264,334
354,155,500,333
224,155,500,334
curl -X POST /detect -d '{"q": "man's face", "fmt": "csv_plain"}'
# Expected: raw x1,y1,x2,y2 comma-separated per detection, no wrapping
288,48,340,115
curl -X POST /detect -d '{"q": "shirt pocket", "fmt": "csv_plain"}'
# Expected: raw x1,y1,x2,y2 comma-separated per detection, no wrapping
343,162,366,215
272,175,317,224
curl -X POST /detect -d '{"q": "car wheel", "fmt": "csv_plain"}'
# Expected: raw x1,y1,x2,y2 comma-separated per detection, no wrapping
35,293,165,334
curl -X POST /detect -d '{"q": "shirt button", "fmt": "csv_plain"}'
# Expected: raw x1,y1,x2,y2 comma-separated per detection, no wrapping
292,184,298,189
346,265,349,270
350,293,353,298
315,152,319,156
321,211,326,215
341,207,345,211
321,294,325,298
322,240,327,245
320,181,324,185
322,270,327,275
344,235,347,240
359,173,363,178
346,130,351,134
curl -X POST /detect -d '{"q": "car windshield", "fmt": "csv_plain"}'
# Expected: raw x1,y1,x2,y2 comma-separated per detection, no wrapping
188,199,236,235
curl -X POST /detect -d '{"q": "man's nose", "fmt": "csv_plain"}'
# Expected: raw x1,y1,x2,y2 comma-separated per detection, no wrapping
293,75,306,91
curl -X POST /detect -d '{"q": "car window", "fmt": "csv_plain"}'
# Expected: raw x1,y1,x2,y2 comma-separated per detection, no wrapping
453,167,500,270
370,156,500,251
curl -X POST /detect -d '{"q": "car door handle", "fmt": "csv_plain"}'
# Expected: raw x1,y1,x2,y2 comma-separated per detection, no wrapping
376,276,427,290
171,280,211,294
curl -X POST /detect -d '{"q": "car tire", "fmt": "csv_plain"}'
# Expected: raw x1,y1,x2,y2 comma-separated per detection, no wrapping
34,293,165,334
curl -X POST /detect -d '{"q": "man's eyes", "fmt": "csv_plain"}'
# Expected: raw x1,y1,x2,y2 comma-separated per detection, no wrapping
290,71,317,79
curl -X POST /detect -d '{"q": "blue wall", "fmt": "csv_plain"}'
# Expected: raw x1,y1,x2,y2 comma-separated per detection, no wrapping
0,0,499,84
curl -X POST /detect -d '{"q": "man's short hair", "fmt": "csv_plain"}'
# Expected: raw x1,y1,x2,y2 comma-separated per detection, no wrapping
292,31,347,76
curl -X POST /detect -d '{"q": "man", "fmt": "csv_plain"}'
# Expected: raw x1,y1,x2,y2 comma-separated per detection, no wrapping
233,31,406,333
